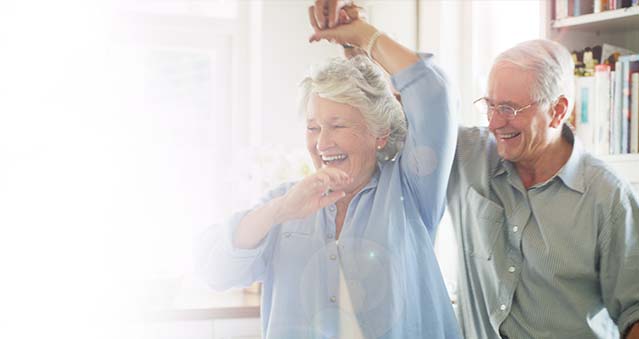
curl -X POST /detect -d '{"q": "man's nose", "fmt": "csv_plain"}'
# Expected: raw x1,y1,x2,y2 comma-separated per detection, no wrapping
488,108,507,130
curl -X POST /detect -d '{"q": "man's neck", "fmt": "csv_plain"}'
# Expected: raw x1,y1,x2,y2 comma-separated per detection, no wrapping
515,136,573,189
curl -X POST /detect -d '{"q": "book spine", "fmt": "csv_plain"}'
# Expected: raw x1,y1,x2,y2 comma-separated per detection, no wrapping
614,61,623,154
631,72,639,153
575,76,597,151
622,59,630,153
610,70,616,154
556,0,569,19
595,64,611,155
574,0,581,15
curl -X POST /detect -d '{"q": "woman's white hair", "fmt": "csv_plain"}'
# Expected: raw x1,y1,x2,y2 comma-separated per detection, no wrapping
493,39,575,115
299,56,407,161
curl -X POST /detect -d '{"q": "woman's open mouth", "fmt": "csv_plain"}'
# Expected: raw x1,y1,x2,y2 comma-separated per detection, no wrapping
321,153,347,165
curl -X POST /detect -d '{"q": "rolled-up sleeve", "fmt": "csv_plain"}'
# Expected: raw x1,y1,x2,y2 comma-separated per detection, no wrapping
194,184,290,291
391,53,458,238
599,185,639,335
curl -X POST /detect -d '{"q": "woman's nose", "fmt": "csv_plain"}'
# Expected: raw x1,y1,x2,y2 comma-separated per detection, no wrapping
315,129,335,152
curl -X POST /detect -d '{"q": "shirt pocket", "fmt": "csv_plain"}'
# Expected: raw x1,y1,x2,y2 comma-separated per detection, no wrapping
277,220,316,258
274,221,317,276
464,186,504,260
281,220,314,239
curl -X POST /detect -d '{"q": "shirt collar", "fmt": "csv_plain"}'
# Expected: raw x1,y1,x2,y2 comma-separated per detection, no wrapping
555,124,586,193
361,164,381,192
492,124,586,193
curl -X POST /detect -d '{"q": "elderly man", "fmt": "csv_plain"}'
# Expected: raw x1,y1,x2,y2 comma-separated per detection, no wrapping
309,1,639,338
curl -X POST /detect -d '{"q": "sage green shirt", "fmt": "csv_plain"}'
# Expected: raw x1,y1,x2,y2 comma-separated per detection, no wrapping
447,125,639,339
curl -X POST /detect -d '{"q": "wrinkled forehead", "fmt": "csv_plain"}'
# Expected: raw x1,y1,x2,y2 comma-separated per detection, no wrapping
487,62,536,103
306,93,362,121
488,61,531,80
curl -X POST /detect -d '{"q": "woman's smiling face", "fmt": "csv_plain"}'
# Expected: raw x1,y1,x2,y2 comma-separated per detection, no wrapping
306,94,381,193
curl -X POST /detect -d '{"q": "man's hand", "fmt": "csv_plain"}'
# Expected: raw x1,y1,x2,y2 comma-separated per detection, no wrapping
312,0,353,29
308,0,419,75
308,13,376,50
626,322,639,339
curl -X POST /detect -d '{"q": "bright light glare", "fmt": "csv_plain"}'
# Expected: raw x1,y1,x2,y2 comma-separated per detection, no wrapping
0,1,165,338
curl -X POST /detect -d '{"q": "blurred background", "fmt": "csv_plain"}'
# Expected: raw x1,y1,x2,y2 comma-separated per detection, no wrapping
0,0,543,338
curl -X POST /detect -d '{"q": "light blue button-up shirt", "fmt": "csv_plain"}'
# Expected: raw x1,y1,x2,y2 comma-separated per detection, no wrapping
447,125,639,338
195,56,461,338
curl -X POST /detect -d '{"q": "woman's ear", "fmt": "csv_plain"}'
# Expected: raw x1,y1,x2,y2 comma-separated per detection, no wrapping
550,96,569,128
376,130,390,149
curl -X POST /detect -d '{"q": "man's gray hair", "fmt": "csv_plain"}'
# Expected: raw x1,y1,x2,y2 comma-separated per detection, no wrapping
493,39,575,114
299,56,407,161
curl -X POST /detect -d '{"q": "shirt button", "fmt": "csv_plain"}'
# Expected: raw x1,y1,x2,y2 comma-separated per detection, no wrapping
508,266,516,273
500,304,507,311
327,233,334,239
512,226,519,233
330,254,337,260
329,205,336,212
284,232,291,238
330,296,336,303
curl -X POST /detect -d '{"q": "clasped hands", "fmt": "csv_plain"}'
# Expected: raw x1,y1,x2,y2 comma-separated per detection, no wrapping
307,0,376,52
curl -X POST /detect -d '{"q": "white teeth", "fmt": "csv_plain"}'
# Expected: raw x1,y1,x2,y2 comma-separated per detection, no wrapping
321,154,347,162
500,132,520,139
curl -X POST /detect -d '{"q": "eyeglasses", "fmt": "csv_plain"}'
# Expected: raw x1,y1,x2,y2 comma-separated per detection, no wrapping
473,97,536,121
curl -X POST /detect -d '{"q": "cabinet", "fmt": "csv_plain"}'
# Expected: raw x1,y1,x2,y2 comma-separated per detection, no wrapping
544,3,639,191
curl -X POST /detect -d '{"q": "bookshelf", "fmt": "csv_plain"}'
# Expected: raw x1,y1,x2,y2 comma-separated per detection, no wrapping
553,6,639,31
545,2,639,191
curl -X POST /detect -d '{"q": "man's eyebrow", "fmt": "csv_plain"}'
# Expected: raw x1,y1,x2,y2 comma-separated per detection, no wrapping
487,98,523,107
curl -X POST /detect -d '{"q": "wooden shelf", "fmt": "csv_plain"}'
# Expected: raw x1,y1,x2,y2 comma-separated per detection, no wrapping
600,154,639,184
552,6,639,32
143,305,260,321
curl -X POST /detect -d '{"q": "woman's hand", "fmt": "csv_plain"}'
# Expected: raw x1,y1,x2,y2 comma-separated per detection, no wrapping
310,0,358,30
308,3,376,49
233,167,350,249
307,1,419,76
276,167,352,222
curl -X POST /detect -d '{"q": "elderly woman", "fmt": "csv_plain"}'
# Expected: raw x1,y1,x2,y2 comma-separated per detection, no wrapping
196,19,460,339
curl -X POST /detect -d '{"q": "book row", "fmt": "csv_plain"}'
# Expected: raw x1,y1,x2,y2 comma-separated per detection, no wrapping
574,54,639,155
556,0,638,18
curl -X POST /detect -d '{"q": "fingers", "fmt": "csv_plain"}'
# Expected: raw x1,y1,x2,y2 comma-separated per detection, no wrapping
327,0,340,28
314,0,351,29
309,27,332,44
311,167,351,193
319,190,346,207
309,21,352,44
320,167,351,185
308,5,321,33
338,9,351,25
314,0,327,29
343,4,363,21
